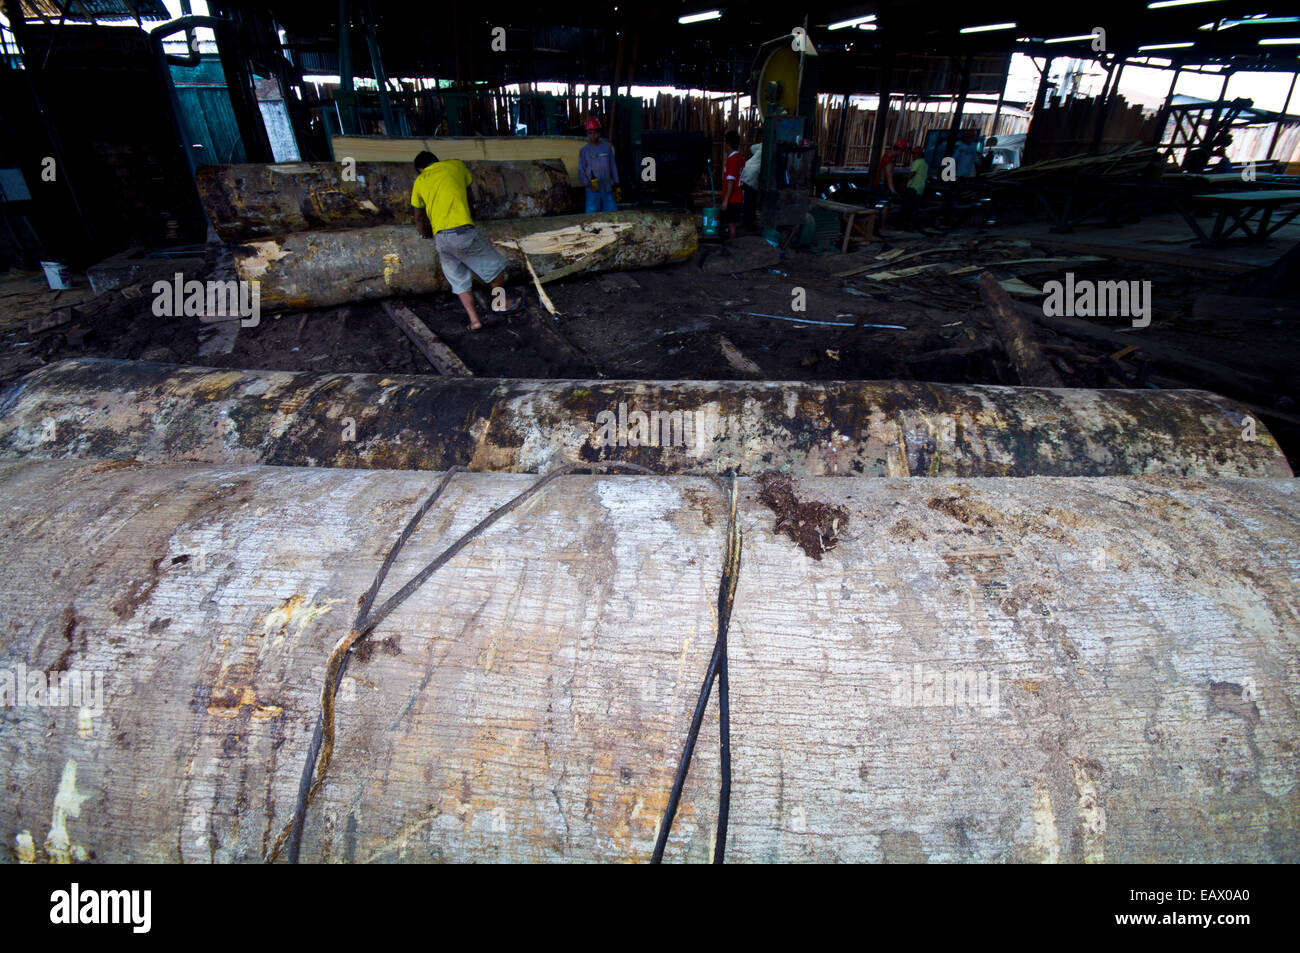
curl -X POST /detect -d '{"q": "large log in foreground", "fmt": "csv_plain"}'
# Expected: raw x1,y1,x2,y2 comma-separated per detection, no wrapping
234,211,698,311
0,359,1291,478
197,160,574,242
0,462,1297,862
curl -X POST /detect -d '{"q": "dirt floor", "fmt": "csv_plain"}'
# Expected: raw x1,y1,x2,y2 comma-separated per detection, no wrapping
2,221,1297,469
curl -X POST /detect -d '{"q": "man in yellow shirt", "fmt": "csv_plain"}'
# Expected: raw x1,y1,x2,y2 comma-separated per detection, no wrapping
411,151,522,329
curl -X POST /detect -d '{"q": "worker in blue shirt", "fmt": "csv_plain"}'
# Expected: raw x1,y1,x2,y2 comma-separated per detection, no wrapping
954,129,979,178
579,117,620,213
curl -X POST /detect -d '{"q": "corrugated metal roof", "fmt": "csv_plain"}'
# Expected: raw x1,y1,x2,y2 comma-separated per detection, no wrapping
19,0,170,22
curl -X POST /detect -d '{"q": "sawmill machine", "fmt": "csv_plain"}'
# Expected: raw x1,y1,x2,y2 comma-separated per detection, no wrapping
750,30,820,231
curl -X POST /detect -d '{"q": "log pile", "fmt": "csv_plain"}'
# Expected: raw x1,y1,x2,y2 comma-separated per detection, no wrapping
988,143,1166,184
193,156,698,313
1021,94,1161,164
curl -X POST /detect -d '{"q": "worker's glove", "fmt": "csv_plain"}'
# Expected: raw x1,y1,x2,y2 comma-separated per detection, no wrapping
614,187,622,202
589,177,599,192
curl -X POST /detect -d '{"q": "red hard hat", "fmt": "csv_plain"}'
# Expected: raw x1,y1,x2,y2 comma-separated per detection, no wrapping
585,117,601,131
894,138,909,150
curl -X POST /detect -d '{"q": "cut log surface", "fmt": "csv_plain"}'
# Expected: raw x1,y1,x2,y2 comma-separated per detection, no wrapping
0,462,1296,862
234,211,699,311
0,359,1291,478
197,160,573,242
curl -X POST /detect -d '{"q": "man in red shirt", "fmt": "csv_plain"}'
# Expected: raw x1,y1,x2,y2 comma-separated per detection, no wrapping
720,130,745,239
873,138,909,199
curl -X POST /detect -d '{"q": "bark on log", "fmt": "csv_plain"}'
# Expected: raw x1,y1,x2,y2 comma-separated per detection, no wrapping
197,160,573,242
0,359,1290,478
979,271,1064,388
0,462,1296,862
234,212,698,312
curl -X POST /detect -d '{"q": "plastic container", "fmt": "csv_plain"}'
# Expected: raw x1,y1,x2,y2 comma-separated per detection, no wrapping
701,206,721,239
41,260,72,290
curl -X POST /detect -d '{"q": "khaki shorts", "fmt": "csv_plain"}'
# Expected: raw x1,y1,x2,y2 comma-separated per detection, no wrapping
435,225,506,294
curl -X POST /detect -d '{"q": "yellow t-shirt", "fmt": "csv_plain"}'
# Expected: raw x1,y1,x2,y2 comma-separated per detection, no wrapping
411,160,473,234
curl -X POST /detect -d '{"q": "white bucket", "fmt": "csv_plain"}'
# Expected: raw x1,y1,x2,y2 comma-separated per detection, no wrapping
40,260,72,290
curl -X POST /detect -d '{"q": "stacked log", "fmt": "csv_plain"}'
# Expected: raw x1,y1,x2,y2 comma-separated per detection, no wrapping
196,160,574,242
0,360,1290,478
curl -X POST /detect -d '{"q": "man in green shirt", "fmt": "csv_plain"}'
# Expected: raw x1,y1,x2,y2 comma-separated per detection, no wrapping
899,146,928,229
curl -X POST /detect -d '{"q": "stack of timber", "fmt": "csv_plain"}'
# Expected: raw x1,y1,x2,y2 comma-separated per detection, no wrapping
0,460,1297,862
197,160,573,242
0,359,1291,479
988,143,1167,184
231,211,698,311
1021,94,1161,164
330,135,588,187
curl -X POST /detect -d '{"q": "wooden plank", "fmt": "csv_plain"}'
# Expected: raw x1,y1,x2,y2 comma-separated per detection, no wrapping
381,301,473,376
1195,190,1300,203
27,306,73,334
813,197,871,214
978,271,1064,388
1031,238,1255,273
331,135,588,186
835,244,963,278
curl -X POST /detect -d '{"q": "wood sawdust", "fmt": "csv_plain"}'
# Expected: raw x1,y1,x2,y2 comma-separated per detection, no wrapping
755,471,849,560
